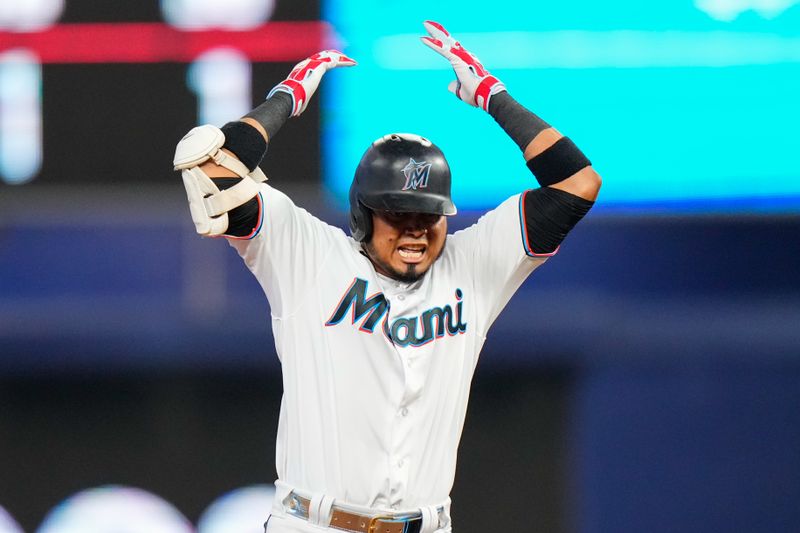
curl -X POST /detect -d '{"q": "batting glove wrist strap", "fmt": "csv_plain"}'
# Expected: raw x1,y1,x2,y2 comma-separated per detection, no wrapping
421,20,506,112
268,50,356,117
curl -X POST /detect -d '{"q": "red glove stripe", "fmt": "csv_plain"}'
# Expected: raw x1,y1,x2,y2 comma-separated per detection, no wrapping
425,21,450,36
291,59,324,81
422,37,444,49
450,47,488,76
281,79,307,114
310,50,341,60
475,76,500,111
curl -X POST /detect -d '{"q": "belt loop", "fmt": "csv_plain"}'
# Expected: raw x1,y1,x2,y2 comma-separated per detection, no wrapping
419,504,439,533
308,492,334,527
273,481,294,516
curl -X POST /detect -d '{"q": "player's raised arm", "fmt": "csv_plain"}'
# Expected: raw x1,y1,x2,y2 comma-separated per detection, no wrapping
421,21,601,255
172,50,356,238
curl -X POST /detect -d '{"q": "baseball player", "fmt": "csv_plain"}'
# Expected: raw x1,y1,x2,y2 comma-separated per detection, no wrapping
174,21,600,533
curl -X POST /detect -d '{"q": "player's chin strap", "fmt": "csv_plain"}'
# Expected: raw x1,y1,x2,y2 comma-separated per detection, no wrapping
173,124,267,237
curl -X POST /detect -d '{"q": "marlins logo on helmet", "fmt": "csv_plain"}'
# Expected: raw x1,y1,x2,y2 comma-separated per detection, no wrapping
401,158,432,191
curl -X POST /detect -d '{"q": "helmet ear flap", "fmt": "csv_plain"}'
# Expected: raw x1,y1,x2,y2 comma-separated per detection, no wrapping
356,202,373,242
349,184,373,242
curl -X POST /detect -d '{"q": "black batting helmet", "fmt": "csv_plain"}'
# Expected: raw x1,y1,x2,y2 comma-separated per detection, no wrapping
349,133,457,242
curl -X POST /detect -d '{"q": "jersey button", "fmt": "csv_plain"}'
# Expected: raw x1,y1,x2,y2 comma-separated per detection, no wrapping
397,459,405,468
401,407,409,417
397,294,405,301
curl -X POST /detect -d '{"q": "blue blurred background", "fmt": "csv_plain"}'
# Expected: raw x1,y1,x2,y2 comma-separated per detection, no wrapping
1,1,799,532
323,0,800,212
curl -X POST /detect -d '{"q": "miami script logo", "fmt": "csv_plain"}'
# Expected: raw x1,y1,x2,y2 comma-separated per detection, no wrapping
325,278,466,347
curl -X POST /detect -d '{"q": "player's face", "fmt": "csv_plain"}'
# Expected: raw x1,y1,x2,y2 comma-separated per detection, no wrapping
364,210,447,283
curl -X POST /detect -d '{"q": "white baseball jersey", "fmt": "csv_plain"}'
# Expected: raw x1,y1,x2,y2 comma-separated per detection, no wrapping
229,183,549,514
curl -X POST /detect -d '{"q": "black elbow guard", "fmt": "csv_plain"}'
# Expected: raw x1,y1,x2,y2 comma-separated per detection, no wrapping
212,178,261,238
526,137,591,187
520,187,594,256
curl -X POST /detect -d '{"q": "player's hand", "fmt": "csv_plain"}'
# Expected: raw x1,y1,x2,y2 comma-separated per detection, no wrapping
268,50,357,117
421,21,506,112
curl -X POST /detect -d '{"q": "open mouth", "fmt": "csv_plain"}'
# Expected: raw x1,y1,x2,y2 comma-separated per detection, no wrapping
397,244,427,263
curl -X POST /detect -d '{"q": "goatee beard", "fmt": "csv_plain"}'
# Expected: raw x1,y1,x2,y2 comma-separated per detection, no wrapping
392,264,422,283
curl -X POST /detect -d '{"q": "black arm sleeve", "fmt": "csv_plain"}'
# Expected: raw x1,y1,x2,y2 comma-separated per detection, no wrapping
244,91,292,140
488,91,550,151
488,92,591,187
521,187,594,255
218,92,293,172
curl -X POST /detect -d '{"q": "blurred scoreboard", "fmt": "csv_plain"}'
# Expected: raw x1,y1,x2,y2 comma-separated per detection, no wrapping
0,0,325,186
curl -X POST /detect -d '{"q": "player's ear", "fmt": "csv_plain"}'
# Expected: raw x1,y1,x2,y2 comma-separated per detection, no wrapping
349,198,374,242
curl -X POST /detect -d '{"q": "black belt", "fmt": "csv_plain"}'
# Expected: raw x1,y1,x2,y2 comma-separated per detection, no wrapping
286,493,424,533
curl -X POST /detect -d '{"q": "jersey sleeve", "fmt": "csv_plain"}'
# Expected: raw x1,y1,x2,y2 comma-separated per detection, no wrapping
227,183,341,318
448,193,552,336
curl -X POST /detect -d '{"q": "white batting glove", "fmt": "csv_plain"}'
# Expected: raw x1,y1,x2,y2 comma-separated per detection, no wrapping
268,50,356,117
421,20,506,112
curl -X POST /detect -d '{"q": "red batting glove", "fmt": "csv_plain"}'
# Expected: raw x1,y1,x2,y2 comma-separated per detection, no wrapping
420,21,506,112
268,50,357,117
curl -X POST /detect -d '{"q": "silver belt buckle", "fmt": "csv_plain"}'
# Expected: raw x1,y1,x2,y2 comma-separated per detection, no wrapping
284,493,310,519
367,514,401,533
369,511,424,533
